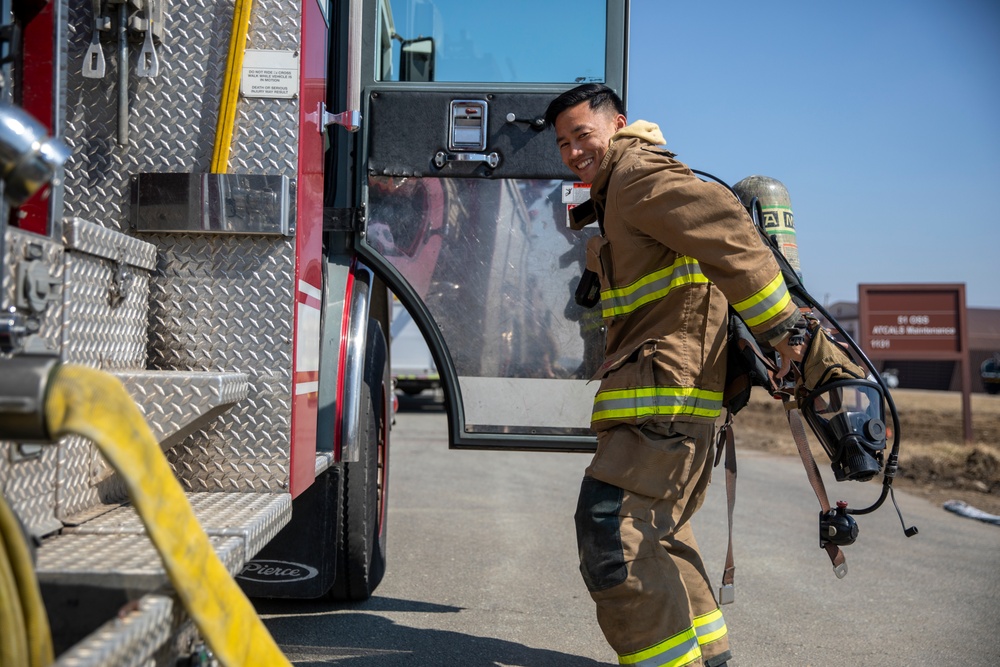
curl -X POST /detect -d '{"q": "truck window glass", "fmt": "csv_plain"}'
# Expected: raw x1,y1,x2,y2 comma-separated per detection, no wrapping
378,0,607,83
368,176,604,388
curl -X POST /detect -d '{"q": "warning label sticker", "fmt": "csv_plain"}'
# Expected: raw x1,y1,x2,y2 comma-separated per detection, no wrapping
241,50,300,99
562,182,591,204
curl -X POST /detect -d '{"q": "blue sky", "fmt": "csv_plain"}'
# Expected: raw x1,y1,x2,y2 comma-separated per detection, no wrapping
626,0,1000,308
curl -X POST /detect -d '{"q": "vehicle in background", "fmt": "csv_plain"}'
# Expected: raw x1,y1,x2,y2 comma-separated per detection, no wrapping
391,298,440,396
982,354,1000,395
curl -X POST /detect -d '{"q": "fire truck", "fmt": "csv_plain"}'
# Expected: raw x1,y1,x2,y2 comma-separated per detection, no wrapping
0,0,627,662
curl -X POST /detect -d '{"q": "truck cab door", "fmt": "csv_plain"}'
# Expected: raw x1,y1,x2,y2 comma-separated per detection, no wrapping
357,0,628,451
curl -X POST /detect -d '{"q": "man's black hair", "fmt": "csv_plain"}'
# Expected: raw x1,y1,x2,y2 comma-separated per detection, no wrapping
543,84,626,129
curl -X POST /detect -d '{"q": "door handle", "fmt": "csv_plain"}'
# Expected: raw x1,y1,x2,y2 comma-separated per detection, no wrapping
433,151,500,169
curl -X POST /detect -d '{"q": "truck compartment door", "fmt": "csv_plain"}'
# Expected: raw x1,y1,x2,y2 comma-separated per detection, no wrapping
357,0,628,451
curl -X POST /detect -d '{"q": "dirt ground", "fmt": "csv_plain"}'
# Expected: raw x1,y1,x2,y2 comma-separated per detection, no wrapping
732,388,1000,516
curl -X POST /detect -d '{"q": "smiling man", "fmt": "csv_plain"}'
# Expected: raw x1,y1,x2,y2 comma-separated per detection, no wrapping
554,91,627,183
546,84,805,667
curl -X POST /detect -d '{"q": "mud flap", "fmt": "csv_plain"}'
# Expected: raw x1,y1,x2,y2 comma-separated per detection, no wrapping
237,466,342,599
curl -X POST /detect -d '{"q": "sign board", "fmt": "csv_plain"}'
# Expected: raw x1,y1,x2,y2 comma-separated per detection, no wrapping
859,284,972,441
241,50,300,99
861,287,963,358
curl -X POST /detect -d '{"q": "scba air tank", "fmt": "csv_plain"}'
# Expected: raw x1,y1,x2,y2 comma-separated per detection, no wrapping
733,175,801,280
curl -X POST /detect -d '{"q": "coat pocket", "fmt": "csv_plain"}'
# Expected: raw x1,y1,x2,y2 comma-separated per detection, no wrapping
587,236,621,320
585,235,615,303
591,341,658,426
586,422,700,501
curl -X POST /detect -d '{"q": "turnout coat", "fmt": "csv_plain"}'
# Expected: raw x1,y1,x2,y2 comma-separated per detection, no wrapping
570,121,801,432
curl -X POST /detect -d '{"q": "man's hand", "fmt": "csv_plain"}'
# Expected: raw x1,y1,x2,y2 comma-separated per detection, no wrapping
773,331,808,379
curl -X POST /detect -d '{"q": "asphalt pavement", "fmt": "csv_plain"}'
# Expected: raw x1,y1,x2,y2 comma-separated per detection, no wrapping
258,401,1000,666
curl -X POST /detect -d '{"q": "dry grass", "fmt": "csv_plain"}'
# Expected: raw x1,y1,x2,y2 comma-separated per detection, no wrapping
732,388,1000,515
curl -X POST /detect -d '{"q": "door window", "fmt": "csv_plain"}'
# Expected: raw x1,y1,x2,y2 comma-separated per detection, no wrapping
378,0,607,83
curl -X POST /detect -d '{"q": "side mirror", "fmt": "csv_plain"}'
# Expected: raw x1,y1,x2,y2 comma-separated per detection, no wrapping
400,37,434,82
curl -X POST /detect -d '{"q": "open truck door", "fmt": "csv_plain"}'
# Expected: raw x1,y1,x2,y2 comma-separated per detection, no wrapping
351,0,628,451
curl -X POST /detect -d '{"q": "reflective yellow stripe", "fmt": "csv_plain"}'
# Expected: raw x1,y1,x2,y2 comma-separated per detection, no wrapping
731,272,791,327
694,608,728,646
601,256,709,319
619,626,701,667
593,386,724,422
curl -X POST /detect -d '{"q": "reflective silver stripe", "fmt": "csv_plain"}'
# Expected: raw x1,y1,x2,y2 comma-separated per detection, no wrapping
694,610,727,645
619,630,701,667
601,257,707,319
731,273,791,327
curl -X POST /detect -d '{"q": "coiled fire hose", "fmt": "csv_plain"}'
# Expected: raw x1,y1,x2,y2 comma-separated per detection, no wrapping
1,363,291,666
0,492,53,667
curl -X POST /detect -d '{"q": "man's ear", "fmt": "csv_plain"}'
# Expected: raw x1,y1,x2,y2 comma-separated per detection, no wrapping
614,114,627,130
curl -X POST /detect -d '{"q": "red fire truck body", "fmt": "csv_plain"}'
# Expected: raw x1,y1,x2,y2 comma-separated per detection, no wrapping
0,0,628,661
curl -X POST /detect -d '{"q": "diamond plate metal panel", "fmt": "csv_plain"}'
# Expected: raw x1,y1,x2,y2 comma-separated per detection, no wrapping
58,220,154,521
62,0,301,231
36,533,246,589
2,229,64,537
116,371,249,449
57,0,303,494
63,217,157,270
57,434,130,523
1,442,63,538
315,451,334,477
7,0,305,539
66,491,292,563
148,234,294,492
61,251,149,368
61,218,155,370
53,594,173,667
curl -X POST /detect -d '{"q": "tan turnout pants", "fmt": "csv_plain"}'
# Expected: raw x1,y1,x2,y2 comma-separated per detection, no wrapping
575,421,731,667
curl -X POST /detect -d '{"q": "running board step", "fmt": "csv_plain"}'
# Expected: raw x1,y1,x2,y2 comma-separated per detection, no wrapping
52,594,173,667
114,371,250,451
38,491,291,590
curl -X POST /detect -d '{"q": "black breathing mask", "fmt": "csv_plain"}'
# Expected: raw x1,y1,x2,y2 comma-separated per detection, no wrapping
794,320,889,484
800,378,887,482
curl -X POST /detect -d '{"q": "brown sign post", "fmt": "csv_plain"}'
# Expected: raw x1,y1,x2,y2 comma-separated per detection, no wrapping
858,284,972,443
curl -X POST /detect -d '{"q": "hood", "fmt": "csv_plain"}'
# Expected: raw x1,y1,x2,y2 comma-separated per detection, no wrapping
611,120,666,147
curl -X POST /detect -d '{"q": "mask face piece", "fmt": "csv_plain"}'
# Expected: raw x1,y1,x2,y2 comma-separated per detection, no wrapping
802,379,886,482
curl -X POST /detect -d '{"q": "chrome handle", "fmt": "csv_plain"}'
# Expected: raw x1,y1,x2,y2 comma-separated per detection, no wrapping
323,107,362,133
324,0,363,132
433,151,500,169
505,112,544,129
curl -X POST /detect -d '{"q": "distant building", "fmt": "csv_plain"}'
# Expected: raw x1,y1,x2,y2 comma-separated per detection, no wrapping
822,301,859,341
819,302,1000,393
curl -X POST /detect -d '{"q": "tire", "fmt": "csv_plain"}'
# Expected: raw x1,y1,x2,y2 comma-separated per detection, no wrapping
330,320,390,601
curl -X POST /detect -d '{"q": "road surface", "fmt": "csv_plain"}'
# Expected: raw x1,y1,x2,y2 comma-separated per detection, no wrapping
258,402,1000,666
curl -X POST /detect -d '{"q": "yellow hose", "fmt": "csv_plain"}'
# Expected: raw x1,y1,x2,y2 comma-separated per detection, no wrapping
0,520,29,667
44,364,291,667
0,492,53,667
211,0,254,173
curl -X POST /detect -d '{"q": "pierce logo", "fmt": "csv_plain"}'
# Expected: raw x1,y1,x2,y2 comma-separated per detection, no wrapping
238,560,319,583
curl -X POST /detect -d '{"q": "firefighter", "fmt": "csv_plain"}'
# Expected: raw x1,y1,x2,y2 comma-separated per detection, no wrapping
544,84,806,667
